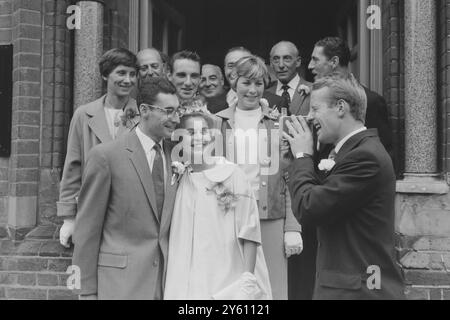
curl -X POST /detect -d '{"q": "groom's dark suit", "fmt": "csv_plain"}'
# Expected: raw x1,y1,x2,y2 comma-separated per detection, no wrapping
73,131,178,300
287,129,404,299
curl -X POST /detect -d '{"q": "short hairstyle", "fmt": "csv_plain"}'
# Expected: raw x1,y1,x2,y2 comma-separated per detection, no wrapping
137,76,177,106
232,55,270,88
99,48,138,78
312,73,367,123
169,50,201,72
314,37,351,67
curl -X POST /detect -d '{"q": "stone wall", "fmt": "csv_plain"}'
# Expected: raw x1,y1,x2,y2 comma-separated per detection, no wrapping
388,0,450,300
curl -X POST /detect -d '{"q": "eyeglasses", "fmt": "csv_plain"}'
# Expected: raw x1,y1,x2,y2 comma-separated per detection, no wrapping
140,103,182,118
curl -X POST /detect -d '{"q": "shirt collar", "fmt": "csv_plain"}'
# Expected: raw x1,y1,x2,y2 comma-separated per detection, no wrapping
135,126,163,154
276,74,300,92
335,127,367,154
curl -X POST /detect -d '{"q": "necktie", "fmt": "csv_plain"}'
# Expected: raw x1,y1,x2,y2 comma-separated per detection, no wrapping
152,144,165,219
281,85,291,104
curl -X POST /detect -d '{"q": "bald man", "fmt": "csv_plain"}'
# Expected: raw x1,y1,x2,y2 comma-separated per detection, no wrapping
267,41,311,116
137,48,165,80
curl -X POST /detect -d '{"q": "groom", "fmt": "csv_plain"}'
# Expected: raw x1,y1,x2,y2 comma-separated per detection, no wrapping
72,77,180,300
282,74,404,299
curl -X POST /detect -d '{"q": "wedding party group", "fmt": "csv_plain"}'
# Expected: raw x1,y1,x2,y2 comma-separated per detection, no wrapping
56,36,405,300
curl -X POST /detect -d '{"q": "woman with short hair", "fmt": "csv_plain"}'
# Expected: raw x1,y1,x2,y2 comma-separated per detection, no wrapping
57,48,139,247
215,55,303,300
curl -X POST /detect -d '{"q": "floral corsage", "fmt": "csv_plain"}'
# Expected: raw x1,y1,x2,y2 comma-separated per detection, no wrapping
318,159,336,172
206,182,248,214
171,161,193,185
120,108,140,129
297,84,311,96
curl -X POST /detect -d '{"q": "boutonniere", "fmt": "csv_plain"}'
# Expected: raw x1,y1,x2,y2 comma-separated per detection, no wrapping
206,182,249,214
318,159,336,172
297,84,311,96
171,161,192,185
120,108,140,129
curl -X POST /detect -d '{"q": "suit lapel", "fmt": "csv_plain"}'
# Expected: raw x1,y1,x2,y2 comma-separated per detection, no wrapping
333,129,379,166
160,140,177,230
86,95,113,143
290,78,311,116
126,132,160,223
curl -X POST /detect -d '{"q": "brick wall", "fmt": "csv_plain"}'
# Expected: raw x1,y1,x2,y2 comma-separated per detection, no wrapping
38,0,73,226
7,0,44,236
0,225,76,300
0,0,12,235
382,0,405,176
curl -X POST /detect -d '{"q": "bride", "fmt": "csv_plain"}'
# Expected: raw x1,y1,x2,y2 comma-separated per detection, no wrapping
164,109,272,300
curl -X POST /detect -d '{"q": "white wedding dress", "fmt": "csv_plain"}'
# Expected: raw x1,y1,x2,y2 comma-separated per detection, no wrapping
164,158,272,300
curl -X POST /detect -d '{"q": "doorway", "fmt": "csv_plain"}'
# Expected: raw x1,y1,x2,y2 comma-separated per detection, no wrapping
162,0,355,82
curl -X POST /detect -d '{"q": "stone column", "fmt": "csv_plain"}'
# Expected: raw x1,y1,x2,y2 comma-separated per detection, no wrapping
397,0,448,194
73,0,104,109
396,0,450,297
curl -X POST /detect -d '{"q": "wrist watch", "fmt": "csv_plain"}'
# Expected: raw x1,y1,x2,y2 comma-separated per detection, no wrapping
295,152,312,159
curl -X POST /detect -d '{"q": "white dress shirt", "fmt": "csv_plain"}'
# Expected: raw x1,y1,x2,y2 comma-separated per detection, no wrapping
135,126,167,186
276,74,300,101
335,127,367,154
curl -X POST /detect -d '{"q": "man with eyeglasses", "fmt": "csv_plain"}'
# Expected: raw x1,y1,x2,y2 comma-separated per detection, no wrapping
72,77,181,300
267,41,312,116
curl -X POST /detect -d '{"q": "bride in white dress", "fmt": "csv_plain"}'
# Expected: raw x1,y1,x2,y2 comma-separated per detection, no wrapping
164,110,272,300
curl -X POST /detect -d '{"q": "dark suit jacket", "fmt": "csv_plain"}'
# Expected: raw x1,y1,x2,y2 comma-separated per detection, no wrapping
287,129,404,300
73,131,178,300
263,90,289,111
266,75,312,116
363,87,393,160
204,91,229,114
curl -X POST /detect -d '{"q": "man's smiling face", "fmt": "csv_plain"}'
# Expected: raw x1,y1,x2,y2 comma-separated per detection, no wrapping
309,87,340,145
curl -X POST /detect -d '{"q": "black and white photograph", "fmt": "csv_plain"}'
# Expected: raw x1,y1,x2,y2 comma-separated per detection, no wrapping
0,0,449,304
